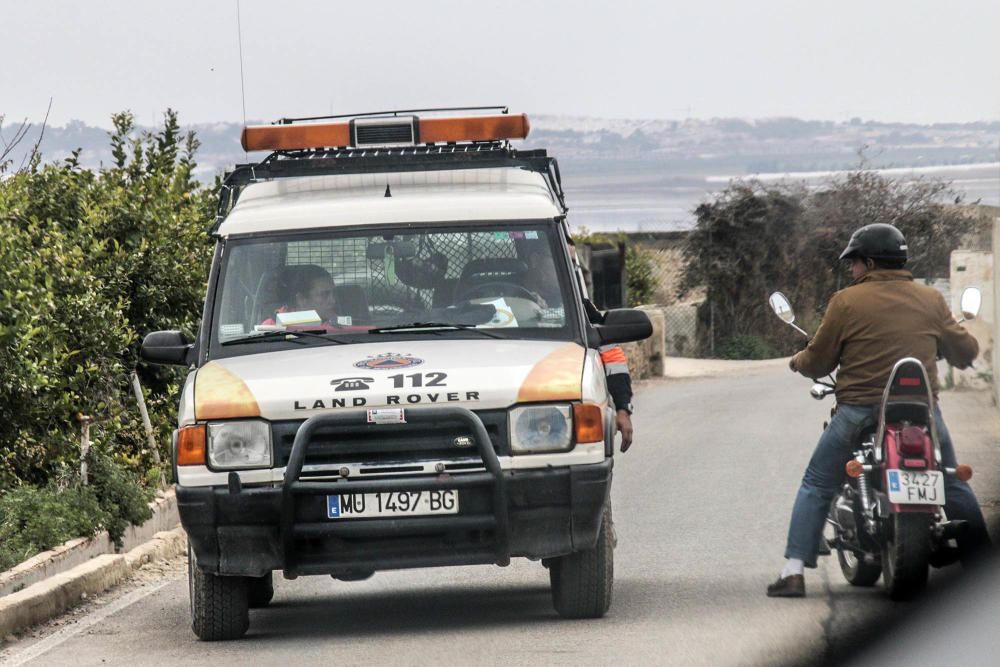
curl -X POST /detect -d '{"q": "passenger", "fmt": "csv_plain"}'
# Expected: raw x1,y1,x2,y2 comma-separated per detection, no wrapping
521,247,563,308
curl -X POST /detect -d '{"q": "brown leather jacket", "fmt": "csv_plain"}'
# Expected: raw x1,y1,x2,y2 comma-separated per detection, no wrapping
791,270,978,405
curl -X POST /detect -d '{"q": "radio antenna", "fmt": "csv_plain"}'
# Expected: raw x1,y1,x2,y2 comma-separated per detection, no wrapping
236,0,248,159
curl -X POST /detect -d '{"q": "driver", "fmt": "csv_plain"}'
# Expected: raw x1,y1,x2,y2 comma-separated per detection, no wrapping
264,264,369,331
767,223,989,598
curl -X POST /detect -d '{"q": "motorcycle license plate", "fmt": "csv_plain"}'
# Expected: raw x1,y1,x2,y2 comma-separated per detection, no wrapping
886,469,945,505
327,491,459,520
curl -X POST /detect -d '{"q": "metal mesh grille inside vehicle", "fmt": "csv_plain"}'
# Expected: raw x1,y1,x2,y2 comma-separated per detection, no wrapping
283,231,518,314
354,123,414,146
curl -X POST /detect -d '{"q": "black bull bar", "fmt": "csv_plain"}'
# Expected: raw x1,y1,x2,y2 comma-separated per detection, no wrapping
279,407,510,577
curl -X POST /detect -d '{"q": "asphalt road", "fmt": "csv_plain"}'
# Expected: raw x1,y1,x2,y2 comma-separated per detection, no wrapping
5,364,999,666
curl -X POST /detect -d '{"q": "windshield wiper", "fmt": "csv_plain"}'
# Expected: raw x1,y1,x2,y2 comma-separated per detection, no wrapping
221,329,347,346
367,322,504,339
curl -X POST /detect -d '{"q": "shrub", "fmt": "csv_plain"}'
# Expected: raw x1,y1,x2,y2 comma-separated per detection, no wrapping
0,110,212,568
0,110,214,489
0,485,106,571
680,169,991,358
718,335,779,360
571,230,658,307
625,242,657,307
86,446,154,545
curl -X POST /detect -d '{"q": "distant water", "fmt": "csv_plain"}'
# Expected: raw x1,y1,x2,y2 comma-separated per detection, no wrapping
564,162,1000,234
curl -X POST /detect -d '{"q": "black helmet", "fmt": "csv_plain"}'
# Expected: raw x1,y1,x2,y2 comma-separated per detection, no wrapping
839,223,908,265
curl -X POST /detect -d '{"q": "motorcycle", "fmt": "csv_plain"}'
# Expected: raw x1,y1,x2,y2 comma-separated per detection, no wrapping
768,287,982,600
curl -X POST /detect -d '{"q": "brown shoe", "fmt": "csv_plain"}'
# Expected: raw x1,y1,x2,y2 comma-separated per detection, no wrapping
766,574,805,598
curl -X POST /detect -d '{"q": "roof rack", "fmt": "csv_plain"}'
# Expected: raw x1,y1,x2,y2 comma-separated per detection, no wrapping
274,105,510,125
214,141,567,232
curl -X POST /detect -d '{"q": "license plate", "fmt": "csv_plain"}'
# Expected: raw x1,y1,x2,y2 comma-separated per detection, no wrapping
886,469,945,505
327,490,459,520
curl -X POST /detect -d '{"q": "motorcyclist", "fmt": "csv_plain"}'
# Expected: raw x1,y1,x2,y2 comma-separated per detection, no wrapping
767,223,990,597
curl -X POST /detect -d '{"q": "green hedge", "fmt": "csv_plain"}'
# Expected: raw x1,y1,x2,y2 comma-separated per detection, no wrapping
0,110,214,567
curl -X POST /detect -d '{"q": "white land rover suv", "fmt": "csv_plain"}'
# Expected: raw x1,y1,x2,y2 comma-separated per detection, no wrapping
140,108,652,640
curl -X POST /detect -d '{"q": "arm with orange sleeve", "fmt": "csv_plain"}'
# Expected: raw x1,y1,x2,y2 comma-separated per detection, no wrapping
584,299,634,452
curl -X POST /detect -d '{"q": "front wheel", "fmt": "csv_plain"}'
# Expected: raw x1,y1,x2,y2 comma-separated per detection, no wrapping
188,545,250,640
549,503,614,619
882,513,931,600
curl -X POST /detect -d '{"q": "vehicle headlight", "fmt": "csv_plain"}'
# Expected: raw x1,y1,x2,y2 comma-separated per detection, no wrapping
509,405,573,453
207,421,272,469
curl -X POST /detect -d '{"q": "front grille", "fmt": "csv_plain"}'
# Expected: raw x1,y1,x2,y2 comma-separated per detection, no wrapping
353,121,415,146
271,409,509,468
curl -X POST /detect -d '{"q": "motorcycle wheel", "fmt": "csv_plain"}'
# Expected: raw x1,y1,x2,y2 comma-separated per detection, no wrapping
881,513,931,601
836,547,882,586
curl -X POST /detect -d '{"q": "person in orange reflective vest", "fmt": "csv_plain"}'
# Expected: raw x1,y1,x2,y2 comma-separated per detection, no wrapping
583,299,634,452
524,238,634,451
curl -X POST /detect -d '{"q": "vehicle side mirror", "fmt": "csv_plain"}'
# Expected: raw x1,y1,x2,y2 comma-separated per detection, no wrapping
960,287,981,321
140,330,194,366
595,309,652,345
768,291,795,324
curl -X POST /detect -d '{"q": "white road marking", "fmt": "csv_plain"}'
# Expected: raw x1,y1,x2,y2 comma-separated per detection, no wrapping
4,581,170,666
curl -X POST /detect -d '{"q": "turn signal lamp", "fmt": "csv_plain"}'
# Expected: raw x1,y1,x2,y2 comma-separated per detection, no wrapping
241,113,531,151
845,459,864,479
955,464,973,482
177,424,207,466
573,404,604,444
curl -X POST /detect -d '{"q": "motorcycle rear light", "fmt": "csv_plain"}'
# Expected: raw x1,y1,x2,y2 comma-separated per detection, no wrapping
899,425,929,456
845,460,864,478
902,458,927,468
956,464,973,482
898,377,922,387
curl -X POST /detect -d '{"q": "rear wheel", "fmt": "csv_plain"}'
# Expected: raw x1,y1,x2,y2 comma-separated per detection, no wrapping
550,504,614,619
882,513,931,600
188,545,250,640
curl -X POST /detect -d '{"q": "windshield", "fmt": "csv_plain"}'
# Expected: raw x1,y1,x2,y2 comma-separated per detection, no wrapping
209,222,579,356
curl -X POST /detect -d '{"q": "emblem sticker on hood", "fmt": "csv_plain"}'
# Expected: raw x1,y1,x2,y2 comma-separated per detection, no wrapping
355,353,424,370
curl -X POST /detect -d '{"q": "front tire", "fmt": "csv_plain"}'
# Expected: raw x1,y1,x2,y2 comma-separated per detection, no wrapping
550,503,614,619
188,545,250,641
882,513,931,600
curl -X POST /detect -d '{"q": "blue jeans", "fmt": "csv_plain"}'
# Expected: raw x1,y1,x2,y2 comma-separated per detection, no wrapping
784,403,990,568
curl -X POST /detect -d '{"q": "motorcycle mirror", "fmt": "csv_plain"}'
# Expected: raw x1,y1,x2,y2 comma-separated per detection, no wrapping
960,287,981,321
768,292,795,324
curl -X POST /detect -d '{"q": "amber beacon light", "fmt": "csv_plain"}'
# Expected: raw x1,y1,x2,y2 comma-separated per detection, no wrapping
241,113,531,152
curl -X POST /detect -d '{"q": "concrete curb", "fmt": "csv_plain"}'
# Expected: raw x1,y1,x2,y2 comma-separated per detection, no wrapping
0,527,186,639
0,489,179,597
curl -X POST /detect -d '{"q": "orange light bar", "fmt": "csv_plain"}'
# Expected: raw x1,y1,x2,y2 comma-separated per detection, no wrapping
845,460,864,478
955,464,973,482
419,114,530,143
574,404,604,444
240,113,530,152
242,122,351,152
177,424,207,466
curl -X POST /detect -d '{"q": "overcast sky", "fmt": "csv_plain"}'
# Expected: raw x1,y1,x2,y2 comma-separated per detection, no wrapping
3,0,999,129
